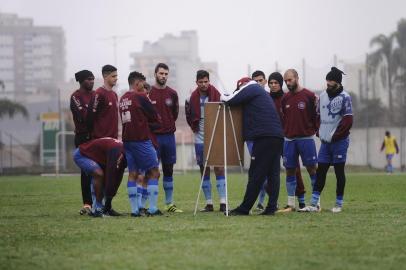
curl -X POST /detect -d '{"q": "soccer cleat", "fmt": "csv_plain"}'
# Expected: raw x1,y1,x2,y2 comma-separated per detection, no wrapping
165,204,183,213
139,208,148,216
219,203,227,212
276,205,295,213
298,202,306,210
255,204,265,211
130,212,141,217
79,204,92,216
331,206,342,213
200,204,214,212
225,208,249,216
103,208,122,217
298,205,320,212
92,208,104,218
259,209,276,216
146,209,164,216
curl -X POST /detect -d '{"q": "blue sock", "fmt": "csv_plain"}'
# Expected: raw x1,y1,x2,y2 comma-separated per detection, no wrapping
311,191,320,206
258,181,266,205
336,195,344,207
90,177,96,210
298,194,305,205
216,176,226,201
141,188,148,209
202,176,212,202
310,174,317,189
136,184,143,210
163,176,173,205
95,201,103,212
127,182,139,214
147,179,159,213
286,175,297,196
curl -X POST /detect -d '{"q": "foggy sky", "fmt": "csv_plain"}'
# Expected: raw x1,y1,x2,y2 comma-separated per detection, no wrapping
1,0,406,92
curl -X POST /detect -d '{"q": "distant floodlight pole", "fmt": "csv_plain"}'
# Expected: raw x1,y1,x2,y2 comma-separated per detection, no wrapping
99,35,136,66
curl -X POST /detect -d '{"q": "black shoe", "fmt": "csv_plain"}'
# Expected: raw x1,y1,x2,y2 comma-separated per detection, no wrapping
219,203,227,212
200,204,214,212
139,208,148,216
103,208,122,217
130,212,141,217
255,204,265,211
146,209,163,216
225,208,249,216
92,208,104,218
259,208,276,216
298,203,306,210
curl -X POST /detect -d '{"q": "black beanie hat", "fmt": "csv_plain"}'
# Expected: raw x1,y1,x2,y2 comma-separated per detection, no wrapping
268,72,284,88
75,70,94,83
326,67,345,84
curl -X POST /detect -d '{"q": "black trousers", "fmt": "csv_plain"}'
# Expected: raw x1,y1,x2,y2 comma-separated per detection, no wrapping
239,136,283,213
75,133,92,206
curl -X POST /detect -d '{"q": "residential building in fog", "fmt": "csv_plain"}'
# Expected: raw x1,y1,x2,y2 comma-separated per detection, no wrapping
130,30,219,103
0,12,65,101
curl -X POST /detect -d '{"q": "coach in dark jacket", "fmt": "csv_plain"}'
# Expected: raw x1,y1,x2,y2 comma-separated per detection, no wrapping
221,78,284,215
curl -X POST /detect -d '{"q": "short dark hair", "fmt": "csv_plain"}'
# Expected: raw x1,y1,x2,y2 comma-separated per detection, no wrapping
102,65,117,77
251,70,265,79
154,63,169,73
196,70,210,81
385,131,390,136
128,71,146,86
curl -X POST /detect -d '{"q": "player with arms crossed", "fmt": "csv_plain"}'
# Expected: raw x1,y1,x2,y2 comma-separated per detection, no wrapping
185,70,227,212
148,63,182,213
70,70,95,215
279,69,319,212
87,65,119,140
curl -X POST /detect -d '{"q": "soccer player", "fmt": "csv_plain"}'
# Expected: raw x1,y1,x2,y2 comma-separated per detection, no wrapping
249,70,269,210
221,77,284,216
87,65,119,139
268,72,307,209
300,67,353,213
120,71,163,216
185,70,227,212
73,137,126,217
279,69,318,212
70,70,95,215
148,63,183,213
251,70,268,89
380,131,399,173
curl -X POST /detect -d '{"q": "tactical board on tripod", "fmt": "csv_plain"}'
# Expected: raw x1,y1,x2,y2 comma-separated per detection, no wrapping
203,102,244,166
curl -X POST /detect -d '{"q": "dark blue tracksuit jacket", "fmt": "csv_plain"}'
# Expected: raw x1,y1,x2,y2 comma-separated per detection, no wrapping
222,82,283,141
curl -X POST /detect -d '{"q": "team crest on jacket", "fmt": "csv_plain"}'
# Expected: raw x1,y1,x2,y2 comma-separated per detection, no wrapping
165,98,173,106
298,102,306,109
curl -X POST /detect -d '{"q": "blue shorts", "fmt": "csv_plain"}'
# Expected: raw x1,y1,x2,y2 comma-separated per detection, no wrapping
156,133,176,165
283,138,317,168
386,154,394,161
124,140,159,175
195,143,204,166
318,137,349,164
73,148,101,175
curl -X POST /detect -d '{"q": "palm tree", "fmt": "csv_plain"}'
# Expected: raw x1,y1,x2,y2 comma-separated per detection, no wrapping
369,33,396,117
0,99,28,119
393,19,406,105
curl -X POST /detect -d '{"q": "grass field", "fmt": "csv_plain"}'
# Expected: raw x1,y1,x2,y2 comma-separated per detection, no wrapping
1,172,405,270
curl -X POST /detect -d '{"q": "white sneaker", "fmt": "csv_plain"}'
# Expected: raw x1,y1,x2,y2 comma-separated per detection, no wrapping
298,205,320,212
331,206,342,213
